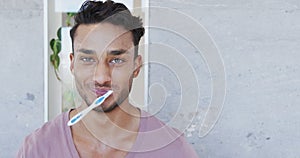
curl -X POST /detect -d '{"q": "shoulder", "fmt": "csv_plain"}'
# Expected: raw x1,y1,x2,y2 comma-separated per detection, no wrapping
139,110,183,136
29,112,67,140
132,111,199,157
16,112,69,157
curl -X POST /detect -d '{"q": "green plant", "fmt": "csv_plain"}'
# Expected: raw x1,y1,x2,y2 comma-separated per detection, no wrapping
49,13,76,81
50,27,62,80
66,13,76,26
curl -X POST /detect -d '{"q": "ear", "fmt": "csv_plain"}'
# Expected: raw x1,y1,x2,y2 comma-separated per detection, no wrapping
69,53,75,75
133,55,142,78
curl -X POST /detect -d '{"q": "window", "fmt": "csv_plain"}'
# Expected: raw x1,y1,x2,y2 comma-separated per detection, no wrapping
45,0,149,121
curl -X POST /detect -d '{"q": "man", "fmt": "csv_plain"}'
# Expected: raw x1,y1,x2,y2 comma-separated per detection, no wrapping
17,1,199,157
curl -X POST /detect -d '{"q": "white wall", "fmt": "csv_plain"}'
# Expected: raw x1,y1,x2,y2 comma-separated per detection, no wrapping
149,0,300,157
0,0,44,157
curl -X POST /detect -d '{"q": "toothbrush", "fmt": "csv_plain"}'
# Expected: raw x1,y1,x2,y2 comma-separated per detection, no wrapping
67,90,113,126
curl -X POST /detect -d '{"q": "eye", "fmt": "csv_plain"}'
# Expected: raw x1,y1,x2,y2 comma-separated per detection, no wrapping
80,57,96,63
110,58,125,64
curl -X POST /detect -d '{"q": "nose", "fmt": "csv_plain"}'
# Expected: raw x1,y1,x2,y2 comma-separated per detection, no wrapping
93,60,111,86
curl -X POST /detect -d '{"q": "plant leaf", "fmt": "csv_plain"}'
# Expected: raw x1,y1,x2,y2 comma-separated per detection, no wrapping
57,27,62,41
54,55,60,69
50,54,55,62
50,54,60,69
53,39,61,55
67,12,76,17
50,39,55,52
66,12,76,26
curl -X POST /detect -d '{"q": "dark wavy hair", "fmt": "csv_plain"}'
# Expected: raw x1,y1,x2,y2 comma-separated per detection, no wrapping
70,0,145,56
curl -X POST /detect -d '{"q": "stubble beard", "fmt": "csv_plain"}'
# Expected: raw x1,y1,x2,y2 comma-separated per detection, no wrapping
76,74,134,113
88,88,130,113
82,83,133,113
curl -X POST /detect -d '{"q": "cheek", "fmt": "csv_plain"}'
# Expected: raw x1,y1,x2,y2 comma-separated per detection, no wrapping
73,65,95,81
111,67,133,84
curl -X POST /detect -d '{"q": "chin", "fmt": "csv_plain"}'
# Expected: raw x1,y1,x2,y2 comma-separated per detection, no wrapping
93,102,119,113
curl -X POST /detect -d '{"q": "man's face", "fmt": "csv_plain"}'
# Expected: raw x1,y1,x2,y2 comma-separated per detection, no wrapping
70,23,141,112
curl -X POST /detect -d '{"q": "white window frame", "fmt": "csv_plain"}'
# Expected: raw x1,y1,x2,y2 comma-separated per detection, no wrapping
44,0,149,122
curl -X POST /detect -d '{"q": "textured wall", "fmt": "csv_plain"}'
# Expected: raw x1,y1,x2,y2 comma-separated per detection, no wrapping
149,0,300,157
0,0,44,157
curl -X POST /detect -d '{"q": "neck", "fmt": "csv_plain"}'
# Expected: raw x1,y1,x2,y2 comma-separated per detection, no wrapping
70,99,141,151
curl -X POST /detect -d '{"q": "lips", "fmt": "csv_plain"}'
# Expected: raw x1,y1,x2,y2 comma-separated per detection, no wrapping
93,88,111,97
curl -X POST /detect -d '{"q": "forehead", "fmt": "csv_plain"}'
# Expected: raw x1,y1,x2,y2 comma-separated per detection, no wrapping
74,23,133,53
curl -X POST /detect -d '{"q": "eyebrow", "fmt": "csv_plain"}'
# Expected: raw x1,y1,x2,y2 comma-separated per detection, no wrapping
107,49,128,56
77,48,129,56
77,48,96,54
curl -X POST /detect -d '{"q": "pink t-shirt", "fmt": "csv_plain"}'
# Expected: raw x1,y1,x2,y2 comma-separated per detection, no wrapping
16,110,199,158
